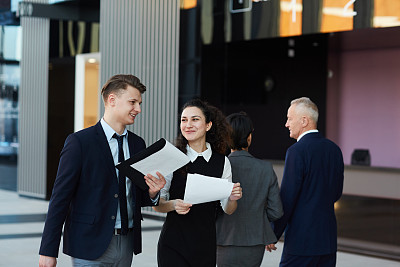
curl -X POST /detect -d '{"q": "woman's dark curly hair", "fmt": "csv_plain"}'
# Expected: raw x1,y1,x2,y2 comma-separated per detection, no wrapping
175,98,231,155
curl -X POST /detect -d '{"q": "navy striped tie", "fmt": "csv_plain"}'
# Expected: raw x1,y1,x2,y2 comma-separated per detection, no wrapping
113,133,129,235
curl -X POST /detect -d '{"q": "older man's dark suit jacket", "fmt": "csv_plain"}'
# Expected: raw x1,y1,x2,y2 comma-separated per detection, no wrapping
273,132,344,256
39,121,155,260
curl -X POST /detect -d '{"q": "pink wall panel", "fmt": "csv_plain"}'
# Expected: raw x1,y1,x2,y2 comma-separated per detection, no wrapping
334,48,400,168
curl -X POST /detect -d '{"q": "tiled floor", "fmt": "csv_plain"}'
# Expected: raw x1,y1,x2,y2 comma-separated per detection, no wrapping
0,189,399,267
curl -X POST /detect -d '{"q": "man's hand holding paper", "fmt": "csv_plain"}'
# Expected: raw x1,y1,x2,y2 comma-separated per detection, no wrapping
144,172,166,199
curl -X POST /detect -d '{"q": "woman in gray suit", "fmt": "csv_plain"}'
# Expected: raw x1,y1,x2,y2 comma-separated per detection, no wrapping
216,112,283,267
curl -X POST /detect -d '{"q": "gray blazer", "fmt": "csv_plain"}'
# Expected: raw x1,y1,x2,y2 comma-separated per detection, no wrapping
216,150,283,246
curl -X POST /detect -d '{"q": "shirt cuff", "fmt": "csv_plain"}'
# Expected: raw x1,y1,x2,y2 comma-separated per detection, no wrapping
151,192,160,204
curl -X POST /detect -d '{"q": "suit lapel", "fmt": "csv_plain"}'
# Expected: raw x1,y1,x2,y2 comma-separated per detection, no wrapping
94,122,118,180
126,131,142,204
127,131,136,157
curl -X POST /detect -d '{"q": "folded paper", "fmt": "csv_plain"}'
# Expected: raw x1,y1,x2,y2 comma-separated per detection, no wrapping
117,138,190,191
183,173,233,205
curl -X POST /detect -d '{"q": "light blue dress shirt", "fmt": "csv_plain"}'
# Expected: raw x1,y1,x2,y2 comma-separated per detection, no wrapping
100,119,135,228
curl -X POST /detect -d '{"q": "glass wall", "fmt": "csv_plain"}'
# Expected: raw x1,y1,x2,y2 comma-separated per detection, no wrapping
0,25,20,159
179,2,400,258
181,0,400,45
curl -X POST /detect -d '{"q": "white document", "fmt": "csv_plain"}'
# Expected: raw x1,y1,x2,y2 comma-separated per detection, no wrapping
130,140,190,177
183,173,233,205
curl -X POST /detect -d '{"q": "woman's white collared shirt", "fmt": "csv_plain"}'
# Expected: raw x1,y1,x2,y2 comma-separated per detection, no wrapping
161,142,232,212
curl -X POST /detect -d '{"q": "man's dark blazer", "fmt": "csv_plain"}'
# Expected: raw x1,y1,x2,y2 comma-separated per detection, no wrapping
39,121,155,260
273,132,344,256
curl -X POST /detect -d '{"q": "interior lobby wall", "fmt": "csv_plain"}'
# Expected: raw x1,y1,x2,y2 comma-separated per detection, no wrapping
327,38,400,168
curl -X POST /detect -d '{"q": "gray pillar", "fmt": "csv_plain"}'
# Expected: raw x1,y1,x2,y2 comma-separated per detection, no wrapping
18,0,50,198
99,0,180,144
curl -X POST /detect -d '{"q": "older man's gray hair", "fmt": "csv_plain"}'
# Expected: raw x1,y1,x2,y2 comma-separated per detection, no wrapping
290,97,319,124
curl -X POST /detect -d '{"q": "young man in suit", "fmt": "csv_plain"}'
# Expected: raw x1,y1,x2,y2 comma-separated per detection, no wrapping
273,97,344,267
39,74,166,267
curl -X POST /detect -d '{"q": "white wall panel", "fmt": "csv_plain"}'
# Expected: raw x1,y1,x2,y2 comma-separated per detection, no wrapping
99,0,180,144
18,0,50,198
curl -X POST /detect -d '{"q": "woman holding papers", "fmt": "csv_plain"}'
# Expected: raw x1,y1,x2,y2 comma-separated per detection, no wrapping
216,112,283,267
152,99,242,267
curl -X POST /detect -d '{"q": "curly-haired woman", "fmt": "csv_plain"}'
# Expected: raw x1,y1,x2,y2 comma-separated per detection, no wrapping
153,98,242,267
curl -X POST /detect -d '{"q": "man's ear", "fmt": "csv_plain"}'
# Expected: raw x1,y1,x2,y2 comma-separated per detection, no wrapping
301,116,309,127
108,93,116,107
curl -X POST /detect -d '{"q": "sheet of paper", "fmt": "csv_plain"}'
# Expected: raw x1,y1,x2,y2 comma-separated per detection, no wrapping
130,140,190,177
183,173,233,205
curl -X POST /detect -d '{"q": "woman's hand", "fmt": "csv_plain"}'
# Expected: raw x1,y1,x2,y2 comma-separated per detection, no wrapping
173,199,192,215
229,182,242,201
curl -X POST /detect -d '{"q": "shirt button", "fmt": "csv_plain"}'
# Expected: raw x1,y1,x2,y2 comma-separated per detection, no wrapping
114,194,118,198
111,216,115,220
